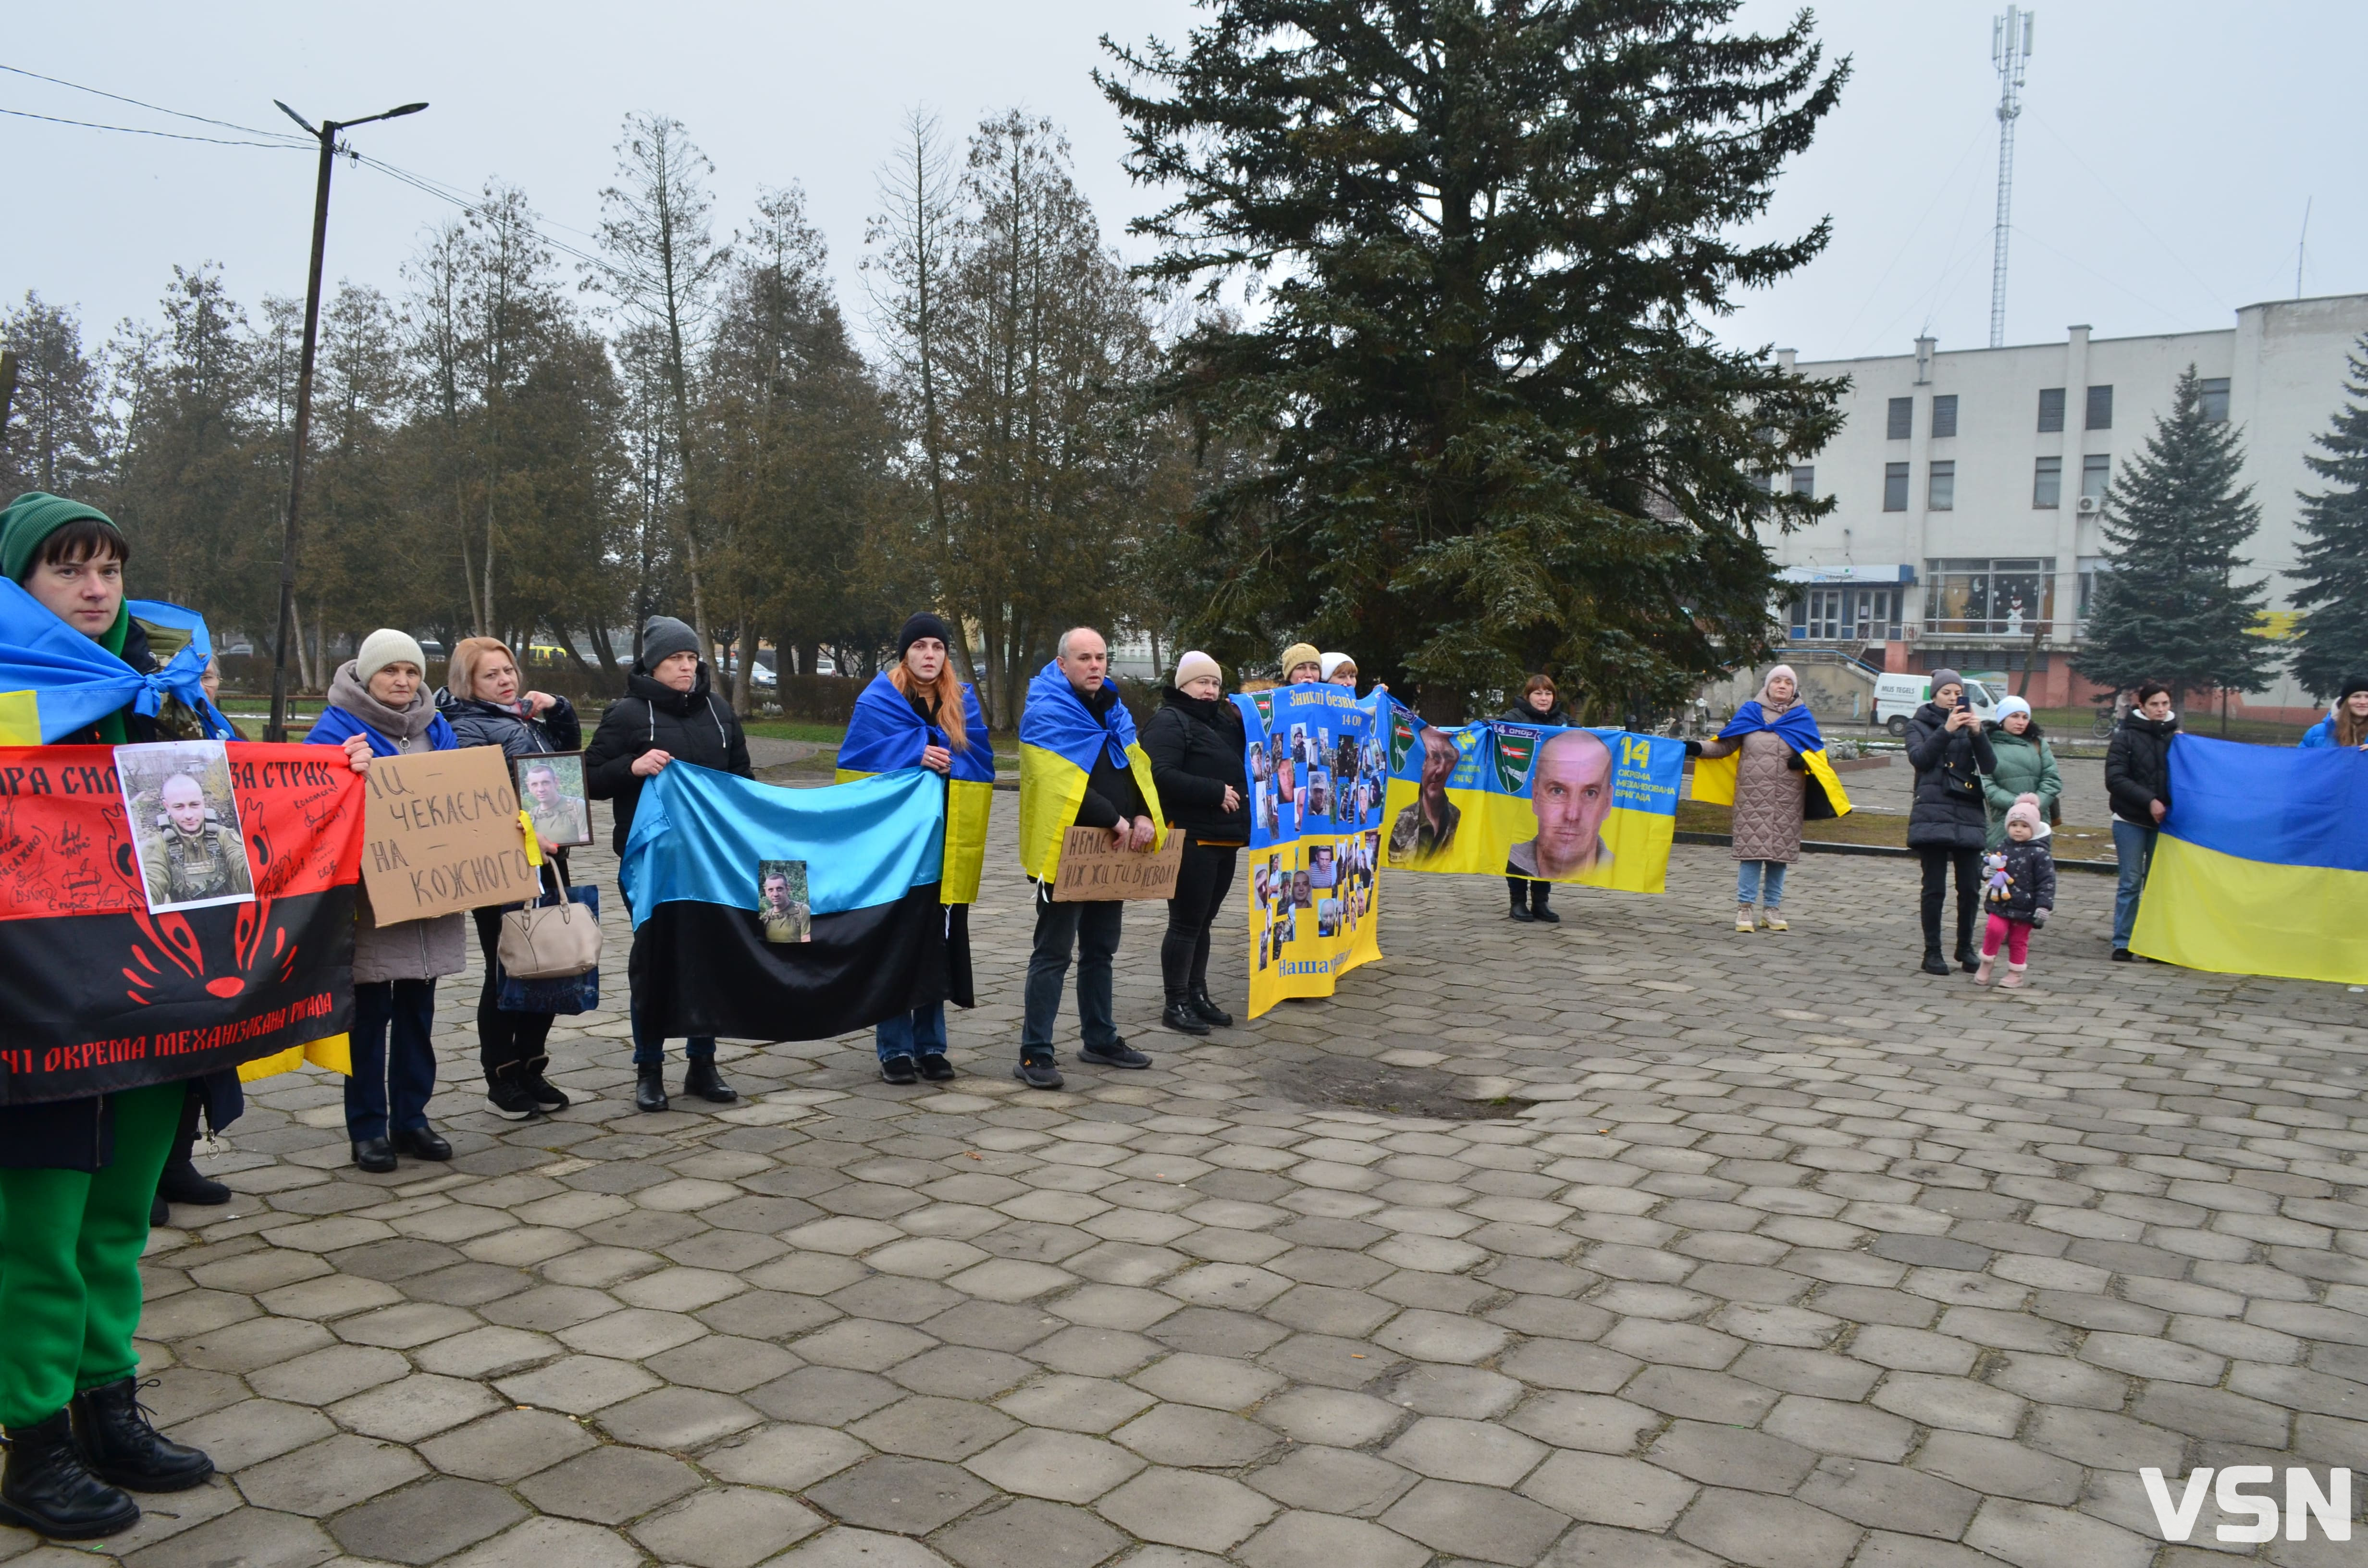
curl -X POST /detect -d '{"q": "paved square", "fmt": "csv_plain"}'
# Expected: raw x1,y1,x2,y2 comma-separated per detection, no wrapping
9,803,2363,1567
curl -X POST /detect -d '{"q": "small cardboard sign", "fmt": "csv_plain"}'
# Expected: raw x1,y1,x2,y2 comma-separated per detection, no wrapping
1051,825,1184,902
360,747,541,922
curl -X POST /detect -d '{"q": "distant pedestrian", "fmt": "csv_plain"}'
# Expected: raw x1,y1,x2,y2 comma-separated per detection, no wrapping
305,630,465,1173
436,637,582,1119
2104,681,2177,962
1690,664,1851,933
1975,794,2057,988
2300,677,2368,748
1500,675,1567,924
1906,669,1998,975
1981,696,2062,848
585,616,752,1111
1145,651,1247,1036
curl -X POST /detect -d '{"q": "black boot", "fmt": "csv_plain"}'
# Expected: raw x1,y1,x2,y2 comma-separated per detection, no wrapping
634,1065,669,1113
0,1410,140,1539
1509,882,1535,922
1921,946,1951,976
1162,1001,1211,1036
1187,988,1233,1028
1529,882,1560,924
70,1379,211,1494
520,1054,568,1113
156,1087,230,1207
682,1057,738,1103
484,1055,539,1120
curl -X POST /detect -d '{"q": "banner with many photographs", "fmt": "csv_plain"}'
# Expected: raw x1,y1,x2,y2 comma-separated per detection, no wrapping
1237,684,1387,1019
1381,711,1685,893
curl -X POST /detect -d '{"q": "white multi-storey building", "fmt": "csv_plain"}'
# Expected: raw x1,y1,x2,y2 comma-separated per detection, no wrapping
1764,293,2368,715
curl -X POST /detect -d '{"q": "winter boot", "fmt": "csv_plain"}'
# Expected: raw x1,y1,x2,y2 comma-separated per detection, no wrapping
155,1089,230,1207
682,1057,738,1103
0,1410,139,1539
1187,988,1233,1028
2000,962,2027,989
70,1379,212,1493
634,1066,669,1114
1973,952,1995,986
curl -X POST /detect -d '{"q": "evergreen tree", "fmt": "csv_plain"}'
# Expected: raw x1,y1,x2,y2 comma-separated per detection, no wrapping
1100,0,1848,715
2291,335,2368,699
1,293,105,498
2075,365,2278,708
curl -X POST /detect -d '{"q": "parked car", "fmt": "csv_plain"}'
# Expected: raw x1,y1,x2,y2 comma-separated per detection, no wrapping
1874,672,2000,737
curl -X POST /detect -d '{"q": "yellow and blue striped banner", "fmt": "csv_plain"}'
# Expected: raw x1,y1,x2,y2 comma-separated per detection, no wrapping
2133,735,2368,984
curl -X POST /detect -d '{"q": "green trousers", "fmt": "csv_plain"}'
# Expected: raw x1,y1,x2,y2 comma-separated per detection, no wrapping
0,1082,182,1430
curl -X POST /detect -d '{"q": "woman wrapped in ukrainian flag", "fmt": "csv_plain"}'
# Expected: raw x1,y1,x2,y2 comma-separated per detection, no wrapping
835,612,993,1084
1688,664,1851,933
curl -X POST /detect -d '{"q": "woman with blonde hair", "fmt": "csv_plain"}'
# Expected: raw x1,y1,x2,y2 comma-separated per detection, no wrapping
837,613,993,1083
436,637,582,1118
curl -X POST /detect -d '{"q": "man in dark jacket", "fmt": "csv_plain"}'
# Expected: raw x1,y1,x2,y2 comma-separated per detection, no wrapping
1904,669,1998,975
1144,652,1248,1036
2104,681,2178,960
585,616,753,1110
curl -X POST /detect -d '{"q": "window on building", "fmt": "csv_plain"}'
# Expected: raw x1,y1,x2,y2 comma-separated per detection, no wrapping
2077,556,2111,629
1790,587,1900,644
1789,466,1815,497
1928,461,1955,511
2081,453,2111,503
1886,397,1913,440
1750,470,1772,494
1924,559,2056,635
2086,384,2113,430
1883,461,1909,511
2200,377,2230,423
2033,456,2062,508
1931,394,1959,439
2037,388,2065,432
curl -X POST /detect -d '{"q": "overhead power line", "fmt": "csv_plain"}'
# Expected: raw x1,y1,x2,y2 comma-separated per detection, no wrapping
0,104,307,150
0,61,310,145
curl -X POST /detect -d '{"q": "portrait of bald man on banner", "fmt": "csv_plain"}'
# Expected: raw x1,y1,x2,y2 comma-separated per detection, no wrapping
1507,728,1616,879
117,739,256,913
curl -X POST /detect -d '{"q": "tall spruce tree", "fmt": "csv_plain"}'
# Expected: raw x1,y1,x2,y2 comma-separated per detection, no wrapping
1100,0,1848,716
2291,335,2368,699
2075,365,2278,709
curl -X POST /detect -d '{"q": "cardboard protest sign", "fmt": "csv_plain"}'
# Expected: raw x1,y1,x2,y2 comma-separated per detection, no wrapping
361,747,538,922
1050,825,1183,902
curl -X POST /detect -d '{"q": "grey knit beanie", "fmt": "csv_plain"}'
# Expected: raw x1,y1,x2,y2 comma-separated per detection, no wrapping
640,616,700,671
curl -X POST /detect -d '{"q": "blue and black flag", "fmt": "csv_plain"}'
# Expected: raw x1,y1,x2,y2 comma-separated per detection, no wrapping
619,764,952,1041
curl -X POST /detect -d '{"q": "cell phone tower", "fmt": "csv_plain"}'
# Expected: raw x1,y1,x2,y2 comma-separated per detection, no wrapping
1989,8,2035,348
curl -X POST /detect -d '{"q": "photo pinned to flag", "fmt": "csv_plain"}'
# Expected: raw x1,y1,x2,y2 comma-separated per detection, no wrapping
757,859,811,944
116,739,255,914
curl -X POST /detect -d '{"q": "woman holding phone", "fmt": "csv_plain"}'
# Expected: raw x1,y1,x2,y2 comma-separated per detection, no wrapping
1905,669,1996,976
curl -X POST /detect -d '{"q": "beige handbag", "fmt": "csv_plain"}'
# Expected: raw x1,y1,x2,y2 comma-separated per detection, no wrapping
497,869,601,980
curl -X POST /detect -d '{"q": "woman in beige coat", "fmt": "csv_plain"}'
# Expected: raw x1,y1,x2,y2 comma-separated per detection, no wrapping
1692,666,1813,932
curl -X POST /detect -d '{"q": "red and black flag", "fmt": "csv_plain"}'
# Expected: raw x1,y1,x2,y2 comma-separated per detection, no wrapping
0,744,361,1105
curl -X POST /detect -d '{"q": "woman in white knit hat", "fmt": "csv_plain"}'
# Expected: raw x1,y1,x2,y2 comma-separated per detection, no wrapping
305,630,468,1174
1143,651,1248,1034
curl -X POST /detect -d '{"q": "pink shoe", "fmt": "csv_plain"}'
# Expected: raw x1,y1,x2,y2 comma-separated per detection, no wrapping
2000,963,2026,989
1973,954,1995,986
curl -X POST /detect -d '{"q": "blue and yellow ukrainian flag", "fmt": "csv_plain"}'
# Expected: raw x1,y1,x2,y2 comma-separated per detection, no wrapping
2133,735,2368,983
0,580,228,742
1016,662,1165,882
1689,700,1854,821
836,673,995,904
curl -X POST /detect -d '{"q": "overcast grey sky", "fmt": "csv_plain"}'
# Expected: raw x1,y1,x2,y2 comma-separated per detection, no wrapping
4,0,2360,369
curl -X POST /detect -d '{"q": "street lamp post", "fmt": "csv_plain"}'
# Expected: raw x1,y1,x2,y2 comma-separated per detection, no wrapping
263,98,427,743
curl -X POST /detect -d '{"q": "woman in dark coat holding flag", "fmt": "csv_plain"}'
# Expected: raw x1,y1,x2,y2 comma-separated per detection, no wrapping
1690,666,1850,934
0,494,220,1540
837,613,993,1084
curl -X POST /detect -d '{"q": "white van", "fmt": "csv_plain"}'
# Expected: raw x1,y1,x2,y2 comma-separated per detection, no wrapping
1874,673,2001,737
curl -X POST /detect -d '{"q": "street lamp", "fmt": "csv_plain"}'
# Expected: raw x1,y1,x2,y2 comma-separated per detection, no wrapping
262,98,428,743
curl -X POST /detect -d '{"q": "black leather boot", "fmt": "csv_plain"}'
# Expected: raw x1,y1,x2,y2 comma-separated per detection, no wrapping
1162,1001,1211,1036
71,1379,212,1493
155,1089,230,1207
1187,988,1233,1028
634,1065,669,1113
682,1057,738,1103
0,1410,140,1539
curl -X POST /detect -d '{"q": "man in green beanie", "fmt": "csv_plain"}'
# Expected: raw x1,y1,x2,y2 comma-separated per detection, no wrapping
0,492,219,1540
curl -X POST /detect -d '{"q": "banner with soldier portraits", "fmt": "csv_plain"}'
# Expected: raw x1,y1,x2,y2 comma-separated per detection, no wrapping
1380,710,1685,893
1237,684,1387,1019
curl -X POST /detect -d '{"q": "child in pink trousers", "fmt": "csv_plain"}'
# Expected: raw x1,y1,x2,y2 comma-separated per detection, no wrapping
1975,794,2056,988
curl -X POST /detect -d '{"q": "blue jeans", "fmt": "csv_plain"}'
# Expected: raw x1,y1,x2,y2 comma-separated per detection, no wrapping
1736,859,1789,908
876,1004,948,1065
2112,819,2157,948
1023,887,1122,1056
347,979,438,1141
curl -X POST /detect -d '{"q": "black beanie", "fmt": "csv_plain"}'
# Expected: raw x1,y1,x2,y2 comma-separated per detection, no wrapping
897,612,953,659
2342,674,2368,703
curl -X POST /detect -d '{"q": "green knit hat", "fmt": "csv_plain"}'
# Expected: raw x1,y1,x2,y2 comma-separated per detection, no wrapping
0,492,121,583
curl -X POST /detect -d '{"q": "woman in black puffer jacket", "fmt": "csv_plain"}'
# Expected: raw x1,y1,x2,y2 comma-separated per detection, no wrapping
2103,681,2178,961
1904,669,1998,976
1143,652,1249,1037
585,616,752,1113
435,638,583,1120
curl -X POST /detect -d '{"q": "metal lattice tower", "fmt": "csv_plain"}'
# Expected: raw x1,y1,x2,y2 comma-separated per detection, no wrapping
1989,8,2035,348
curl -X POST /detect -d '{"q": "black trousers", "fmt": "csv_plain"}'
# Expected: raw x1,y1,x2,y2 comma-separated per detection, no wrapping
473,906,557,1084
1505,865,1549,913
1918,847,1980,953
1162,840,1238,1003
